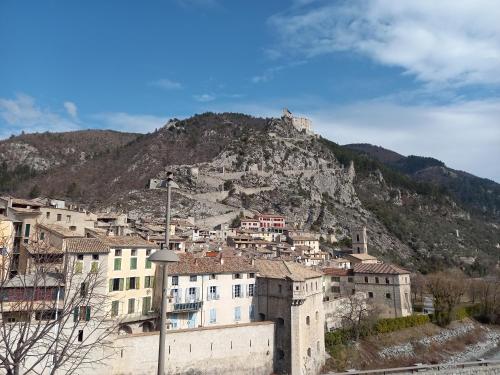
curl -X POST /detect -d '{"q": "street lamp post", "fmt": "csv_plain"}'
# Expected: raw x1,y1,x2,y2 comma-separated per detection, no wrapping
148,172,180,375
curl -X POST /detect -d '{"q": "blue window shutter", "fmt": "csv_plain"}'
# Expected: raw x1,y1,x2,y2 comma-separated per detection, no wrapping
234,306,241,321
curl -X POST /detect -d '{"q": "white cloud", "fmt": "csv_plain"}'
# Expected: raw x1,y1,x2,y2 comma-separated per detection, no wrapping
93,112,170,133
150,78,183,90
0,93,80,138
269,0,500,86
310,98,500,182
64,101,78,118
193,93,216,102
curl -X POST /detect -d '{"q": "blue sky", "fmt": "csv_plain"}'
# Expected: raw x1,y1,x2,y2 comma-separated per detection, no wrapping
1,0,499,182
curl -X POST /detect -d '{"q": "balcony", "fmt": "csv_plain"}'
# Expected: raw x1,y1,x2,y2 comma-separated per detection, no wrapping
170,301,203,312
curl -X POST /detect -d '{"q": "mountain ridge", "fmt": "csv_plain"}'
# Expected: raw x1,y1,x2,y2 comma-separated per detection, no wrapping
1,112,498,273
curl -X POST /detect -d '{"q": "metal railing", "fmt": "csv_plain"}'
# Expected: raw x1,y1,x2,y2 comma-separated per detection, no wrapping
328,359,500,374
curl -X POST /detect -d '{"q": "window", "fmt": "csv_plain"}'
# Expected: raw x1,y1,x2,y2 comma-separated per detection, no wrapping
368,292,374,298
172,276,178,286
128,299,135,314
248,284,255,297
306,316,310,325
70,226,77,231
75,261,83,274
90,261,99,273
74,306,91,322
114,258,121,271
331,276,340,282
40,232,45,240
188,287,197,302
209,274,217,280
115,249,122,256
386,293,391,299
77,254,84,260
109,278,123,292
364,276,368,283
356,234,360,242
145,258,152,269
127,277,139,290
190,275,197,282
234,306,241,322
248,273,255,279
348,277,354,283
131,249,137,256
130,257,137,270
208,286,218,300
142,296,152,315
57,214,62,221
386,277,390,284
92,254,99,260
278,284,282,294
46,212,50,219
317,341,320,352
80,282,88,298
331,286,340,293
232,285,242,298
111,301,119,317
145,276,154,288
375,277,379,284
233,273,242,279
249,305,255,320
78,330,84,342
209,308,217,324
316,311,319,320
146,249,151,256
307,348,311,357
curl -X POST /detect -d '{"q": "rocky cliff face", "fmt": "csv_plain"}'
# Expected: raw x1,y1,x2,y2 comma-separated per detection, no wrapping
1,113,498,272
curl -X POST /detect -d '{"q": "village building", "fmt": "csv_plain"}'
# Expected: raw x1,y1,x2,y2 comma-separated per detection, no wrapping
352,263,412,318
165,255,258,330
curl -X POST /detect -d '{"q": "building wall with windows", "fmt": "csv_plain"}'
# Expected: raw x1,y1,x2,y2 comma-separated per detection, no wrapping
166,268,257,330
103,241,158,320
353,272,412,318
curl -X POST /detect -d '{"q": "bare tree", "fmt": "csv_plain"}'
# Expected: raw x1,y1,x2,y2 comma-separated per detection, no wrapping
410,273,426,304
0,229,117,375
427,270,467,326
334,292,377,340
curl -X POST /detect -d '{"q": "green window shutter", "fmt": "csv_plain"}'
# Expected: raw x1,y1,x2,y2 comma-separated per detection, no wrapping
145,259,152,269
24,224,31,237
109,279,113,292
130,257,137,270
119,278,124,291
85,306,91,321
136,277,140,289
111,301,119,317
126,278,130,290
91,261,98,273
75,261,83,274
73,307,79,322
114,258,121,271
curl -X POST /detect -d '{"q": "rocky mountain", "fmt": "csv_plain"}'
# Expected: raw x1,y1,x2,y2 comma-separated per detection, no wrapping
0,113,498,273
0,129,139,192
345,143,500,219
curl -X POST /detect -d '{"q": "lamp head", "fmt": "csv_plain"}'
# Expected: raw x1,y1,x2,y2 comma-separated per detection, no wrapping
148,250,180,264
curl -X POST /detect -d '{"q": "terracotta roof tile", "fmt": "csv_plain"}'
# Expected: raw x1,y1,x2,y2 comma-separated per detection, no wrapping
65,238,109,254
254,259,323,281
167,254,256,275
353,263,410,275
97,235,159,248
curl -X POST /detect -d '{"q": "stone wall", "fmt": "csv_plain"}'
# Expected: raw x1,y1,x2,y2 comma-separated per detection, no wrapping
97,321,275,375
